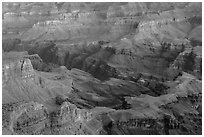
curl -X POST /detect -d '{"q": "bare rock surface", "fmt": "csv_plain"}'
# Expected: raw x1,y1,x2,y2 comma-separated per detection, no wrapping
2,2,202,135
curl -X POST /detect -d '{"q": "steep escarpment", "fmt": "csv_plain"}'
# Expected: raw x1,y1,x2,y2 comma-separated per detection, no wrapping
171,47,202,79
3,72,201,135
2,2,202,135
2,2,202,81
98,73,202,135
2,55,73,105
2,52,202,135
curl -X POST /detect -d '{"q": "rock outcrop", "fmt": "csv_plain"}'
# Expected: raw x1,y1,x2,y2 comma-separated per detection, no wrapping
9,102,49,135
2,2,202,135
2,58,35,85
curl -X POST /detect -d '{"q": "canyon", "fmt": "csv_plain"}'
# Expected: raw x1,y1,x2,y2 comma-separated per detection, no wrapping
2,2,202,135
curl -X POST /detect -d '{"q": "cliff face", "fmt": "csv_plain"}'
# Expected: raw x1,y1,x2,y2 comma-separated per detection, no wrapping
171,47,202,79
2,56,202,135
4,100,103,135
48,102,103,135
9,101,49,135
2,2,202,135
2,3,202,81
3,58,34,85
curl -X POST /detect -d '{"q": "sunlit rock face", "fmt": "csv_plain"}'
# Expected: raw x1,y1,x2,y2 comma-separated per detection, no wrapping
2,3,201,79
9,102,49,135
2,58,34,84
2,2,202,135
48,101,102,135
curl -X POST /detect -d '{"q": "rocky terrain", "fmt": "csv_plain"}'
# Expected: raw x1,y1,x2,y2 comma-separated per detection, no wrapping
2,2,202,135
